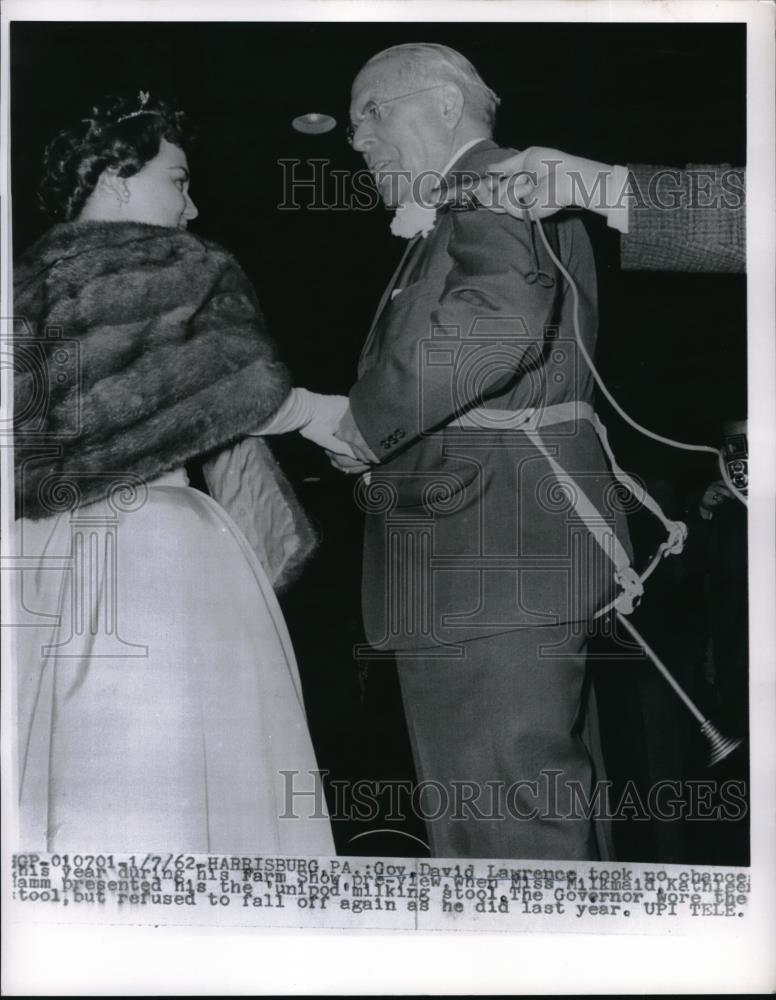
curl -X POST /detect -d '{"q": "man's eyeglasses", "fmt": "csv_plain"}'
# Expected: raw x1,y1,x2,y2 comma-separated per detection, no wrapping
347,84,445,145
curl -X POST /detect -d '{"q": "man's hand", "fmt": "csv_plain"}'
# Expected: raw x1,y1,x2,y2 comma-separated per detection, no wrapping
298,393,358,457
325,450,372,475
477,146,618,222
334,405,378,465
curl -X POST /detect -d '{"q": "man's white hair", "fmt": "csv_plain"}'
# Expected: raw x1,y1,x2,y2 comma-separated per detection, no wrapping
364,42,501,132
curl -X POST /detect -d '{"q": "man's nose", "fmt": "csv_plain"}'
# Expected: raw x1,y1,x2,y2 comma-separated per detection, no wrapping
351,120,376,153
184,191,199,221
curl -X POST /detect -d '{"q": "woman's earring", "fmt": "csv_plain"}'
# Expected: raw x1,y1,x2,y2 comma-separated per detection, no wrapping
100,169,130,206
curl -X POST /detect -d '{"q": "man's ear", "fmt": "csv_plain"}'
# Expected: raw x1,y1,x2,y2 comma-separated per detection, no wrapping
97,167,130,205
439,83,464,129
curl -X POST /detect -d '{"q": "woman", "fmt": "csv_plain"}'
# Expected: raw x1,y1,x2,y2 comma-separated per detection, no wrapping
12,93,344,854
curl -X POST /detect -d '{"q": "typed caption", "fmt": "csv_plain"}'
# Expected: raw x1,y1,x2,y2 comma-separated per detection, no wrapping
10,853,751,932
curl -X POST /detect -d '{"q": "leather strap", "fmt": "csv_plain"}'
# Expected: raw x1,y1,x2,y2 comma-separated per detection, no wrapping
459,402,687,616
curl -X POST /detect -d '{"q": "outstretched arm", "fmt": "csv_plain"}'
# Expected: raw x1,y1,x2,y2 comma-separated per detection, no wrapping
481,147,745,273
254,387,358,457
481,146,628,231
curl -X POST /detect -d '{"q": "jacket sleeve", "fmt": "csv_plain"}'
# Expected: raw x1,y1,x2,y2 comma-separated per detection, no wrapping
621,164,745,273
349,207,560,459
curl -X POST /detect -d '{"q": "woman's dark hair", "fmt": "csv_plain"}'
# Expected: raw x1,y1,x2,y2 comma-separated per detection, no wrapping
39,92,194,221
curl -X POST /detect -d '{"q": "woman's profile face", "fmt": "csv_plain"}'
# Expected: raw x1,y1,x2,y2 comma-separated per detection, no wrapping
122,138,198,228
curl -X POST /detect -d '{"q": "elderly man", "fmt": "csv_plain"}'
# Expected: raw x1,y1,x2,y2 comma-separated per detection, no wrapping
333,43,630,860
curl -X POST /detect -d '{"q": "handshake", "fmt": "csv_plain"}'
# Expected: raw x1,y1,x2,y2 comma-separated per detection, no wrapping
257,387,377,474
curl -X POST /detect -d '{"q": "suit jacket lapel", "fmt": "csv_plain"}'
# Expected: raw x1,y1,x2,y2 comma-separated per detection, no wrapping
358,139,499,370
360,234,422,362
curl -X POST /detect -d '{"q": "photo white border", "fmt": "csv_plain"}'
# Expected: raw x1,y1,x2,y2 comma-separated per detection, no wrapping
1,0,774,994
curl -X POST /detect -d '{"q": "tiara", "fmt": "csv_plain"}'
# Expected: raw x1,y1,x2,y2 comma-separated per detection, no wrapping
114,90,158,124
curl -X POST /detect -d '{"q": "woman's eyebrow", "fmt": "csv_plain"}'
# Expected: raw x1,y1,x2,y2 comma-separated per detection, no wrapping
168,166,190,179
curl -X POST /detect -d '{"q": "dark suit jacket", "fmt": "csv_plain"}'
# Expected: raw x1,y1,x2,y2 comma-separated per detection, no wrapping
350,140,631,651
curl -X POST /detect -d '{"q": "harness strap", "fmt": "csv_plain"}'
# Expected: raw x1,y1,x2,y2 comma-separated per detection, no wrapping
457,402,687,616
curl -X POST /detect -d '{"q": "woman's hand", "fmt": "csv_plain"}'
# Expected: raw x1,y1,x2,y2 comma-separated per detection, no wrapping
333,406,378,465
298,393,359,457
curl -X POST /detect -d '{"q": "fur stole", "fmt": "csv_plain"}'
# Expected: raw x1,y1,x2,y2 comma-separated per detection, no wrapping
13,221,316,589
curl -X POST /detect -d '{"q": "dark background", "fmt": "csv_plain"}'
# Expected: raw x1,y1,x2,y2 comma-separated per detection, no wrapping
11,21,748,861
11,21,748,437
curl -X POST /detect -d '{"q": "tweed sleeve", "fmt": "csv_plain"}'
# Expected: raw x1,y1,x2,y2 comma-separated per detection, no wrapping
621,163,745,273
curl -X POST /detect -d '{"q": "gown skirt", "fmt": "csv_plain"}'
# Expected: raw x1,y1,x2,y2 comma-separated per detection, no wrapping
13,479,334,855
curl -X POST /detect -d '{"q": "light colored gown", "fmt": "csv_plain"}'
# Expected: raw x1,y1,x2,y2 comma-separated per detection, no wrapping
13,468,334,855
